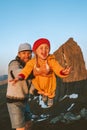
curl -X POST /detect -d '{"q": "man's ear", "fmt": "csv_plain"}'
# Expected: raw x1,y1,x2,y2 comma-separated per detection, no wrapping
18,52,20,57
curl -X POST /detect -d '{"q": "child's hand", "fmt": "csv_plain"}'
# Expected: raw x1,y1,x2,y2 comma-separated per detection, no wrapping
62,66,72,75
9,77,19,85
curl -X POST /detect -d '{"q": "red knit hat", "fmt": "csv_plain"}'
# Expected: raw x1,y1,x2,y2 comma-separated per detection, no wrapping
32,38,50,51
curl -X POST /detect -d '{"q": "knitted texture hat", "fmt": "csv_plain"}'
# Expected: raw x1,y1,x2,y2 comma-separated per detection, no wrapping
32,38,50,51
18,43,32,52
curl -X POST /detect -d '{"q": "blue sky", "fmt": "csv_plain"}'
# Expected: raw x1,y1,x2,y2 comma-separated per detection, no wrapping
0,0,87,75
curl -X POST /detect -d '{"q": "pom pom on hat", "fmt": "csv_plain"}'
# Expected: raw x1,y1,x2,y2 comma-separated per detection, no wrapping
32,38,50,51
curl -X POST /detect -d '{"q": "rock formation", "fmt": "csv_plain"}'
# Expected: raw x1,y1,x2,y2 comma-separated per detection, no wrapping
54,38,87,82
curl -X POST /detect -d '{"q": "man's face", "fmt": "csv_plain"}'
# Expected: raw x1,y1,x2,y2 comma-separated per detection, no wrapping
18,50,32,63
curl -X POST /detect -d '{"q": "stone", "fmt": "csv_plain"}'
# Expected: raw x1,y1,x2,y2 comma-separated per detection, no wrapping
54,38,87,82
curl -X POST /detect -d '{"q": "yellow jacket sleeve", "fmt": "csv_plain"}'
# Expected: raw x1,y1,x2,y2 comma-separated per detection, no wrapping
48,55,68,78
20,58,35,79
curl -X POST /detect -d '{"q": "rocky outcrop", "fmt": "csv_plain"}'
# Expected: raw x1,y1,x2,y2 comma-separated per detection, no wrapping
54,38,87,82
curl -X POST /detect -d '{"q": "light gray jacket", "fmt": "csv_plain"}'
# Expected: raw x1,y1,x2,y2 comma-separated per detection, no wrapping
6,60,31,100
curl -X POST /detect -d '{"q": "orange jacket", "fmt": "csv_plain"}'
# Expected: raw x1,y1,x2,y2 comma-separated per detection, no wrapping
20,54,68,98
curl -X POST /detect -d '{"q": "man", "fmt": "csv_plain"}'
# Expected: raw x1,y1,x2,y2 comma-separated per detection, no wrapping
6,43,33,130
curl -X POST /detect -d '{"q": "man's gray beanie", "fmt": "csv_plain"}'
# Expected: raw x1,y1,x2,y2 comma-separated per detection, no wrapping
18,43,32,52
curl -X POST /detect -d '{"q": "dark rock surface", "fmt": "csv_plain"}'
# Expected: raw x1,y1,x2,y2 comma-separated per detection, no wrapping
1,80,87,130
54,38,87,82
0,84,12,130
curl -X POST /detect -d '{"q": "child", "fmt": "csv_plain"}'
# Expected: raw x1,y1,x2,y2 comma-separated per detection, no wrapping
11,38,71,107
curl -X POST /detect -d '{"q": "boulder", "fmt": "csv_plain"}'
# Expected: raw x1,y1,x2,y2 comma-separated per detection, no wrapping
54,38,87,82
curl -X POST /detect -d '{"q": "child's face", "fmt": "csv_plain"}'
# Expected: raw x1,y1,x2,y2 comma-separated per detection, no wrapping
35,43,50,60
